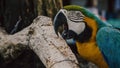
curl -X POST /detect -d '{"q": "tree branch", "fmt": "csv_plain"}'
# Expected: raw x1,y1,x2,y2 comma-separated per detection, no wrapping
0,16,79,68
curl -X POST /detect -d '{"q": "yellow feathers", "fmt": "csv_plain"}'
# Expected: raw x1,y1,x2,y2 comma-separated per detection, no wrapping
76,17,108,68
84,16,98,41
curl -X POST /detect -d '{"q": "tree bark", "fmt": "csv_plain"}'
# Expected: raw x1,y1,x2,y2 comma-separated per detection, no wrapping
0,16,79,68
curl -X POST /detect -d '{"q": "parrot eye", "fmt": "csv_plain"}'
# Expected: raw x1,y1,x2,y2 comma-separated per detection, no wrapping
67,11,84,22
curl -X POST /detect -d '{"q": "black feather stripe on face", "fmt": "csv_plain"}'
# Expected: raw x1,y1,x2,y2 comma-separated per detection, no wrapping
62,21,92,43
76,22,92,43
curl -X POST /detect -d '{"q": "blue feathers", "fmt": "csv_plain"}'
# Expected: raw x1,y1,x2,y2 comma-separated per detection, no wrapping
96,27,120,68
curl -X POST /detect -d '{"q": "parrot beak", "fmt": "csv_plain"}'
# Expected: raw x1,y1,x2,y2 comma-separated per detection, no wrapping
53,9,68,36
53,9,77,40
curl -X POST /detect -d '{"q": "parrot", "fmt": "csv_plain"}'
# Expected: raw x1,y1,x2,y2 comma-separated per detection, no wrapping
53,5,120,68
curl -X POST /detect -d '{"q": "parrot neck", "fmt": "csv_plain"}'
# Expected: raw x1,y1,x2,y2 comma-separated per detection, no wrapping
77,22,92,43
76,41,109,68
75,17,108,68
77,16,98,43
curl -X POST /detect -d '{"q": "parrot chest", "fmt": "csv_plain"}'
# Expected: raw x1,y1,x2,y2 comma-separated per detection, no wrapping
76,41,108,68
76,41,99,60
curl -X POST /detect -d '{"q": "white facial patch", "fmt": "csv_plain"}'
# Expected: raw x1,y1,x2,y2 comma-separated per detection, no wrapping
67,19,85,35
57,9,86,35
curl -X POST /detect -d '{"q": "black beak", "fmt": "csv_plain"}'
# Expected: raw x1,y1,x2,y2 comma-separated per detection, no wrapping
53,10,67,36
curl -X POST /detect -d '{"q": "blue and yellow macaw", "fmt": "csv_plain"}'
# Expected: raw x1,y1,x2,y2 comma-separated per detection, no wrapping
53,5,120,68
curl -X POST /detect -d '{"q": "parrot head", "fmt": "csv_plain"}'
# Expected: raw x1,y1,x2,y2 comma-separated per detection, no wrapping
53,5,96,42
54,5,111,42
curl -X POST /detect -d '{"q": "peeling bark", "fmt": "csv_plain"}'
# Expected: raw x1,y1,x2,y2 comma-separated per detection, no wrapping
0,16,79,68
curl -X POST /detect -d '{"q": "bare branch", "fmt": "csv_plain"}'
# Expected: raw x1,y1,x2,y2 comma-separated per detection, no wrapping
0,16,79,68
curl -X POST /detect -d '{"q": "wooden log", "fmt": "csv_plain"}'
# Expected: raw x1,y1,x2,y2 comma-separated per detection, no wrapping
0,16,79,68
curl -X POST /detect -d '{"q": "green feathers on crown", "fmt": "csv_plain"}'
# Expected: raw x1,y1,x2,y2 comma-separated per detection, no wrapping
64,5,96,19
63,5,112,28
